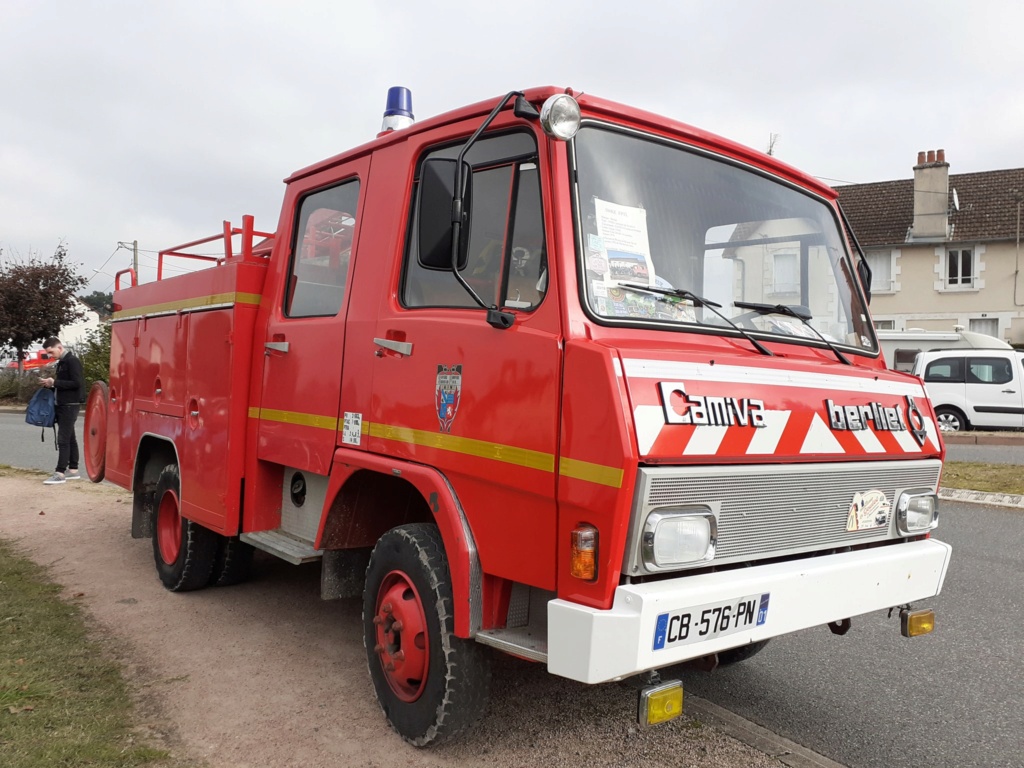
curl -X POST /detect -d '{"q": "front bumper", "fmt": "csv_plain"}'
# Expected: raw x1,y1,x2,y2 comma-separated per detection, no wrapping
547,538,952,683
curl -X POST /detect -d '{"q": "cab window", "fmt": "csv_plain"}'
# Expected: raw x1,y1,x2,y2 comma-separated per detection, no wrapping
286,180,360,317
403,132,546,310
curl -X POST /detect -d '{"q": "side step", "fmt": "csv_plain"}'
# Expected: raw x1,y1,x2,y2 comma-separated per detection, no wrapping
475,626,548,663
240,530,322,565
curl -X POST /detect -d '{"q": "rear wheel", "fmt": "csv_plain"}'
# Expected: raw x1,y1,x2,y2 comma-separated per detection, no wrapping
208,535,255,587
152,464,218,592
717,639,770,666
935,406,968,432
363,524,490,746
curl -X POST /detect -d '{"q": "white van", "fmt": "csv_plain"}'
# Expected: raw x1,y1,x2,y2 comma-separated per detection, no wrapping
878,329,1011,372
913,349,1024,431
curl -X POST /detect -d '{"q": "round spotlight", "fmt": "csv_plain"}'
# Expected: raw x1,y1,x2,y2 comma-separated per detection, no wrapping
539,94,581,141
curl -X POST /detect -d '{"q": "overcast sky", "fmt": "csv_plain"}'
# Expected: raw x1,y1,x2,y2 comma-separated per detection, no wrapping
3,0,1022,292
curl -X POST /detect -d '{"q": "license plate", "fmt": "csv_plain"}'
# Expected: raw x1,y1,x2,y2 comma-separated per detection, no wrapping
653,593,770,651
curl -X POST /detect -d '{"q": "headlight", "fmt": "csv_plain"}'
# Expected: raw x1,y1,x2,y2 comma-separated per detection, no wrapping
641,508,717,569
539,94,581,140
895,490,938,535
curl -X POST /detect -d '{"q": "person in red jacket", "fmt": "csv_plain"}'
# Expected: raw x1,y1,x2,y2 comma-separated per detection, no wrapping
39,336,86,484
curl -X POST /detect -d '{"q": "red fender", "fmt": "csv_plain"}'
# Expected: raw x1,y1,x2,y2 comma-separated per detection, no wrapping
319,447,481,638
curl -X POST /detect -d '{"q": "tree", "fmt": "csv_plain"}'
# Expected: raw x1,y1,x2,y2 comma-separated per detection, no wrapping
79,290,114,319
0,243,88,372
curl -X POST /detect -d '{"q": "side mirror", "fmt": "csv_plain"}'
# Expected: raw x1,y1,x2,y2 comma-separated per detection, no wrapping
418,157,473,270
857,257,872,304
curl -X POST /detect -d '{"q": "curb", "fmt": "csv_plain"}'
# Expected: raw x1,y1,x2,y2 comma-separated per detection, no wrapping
939,487,1024,509
687,695,847,768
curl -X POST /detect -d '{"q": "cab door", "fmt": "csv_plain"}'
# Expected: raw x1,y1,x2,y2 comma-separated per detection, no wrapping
257,160,369,475
368,131,562,590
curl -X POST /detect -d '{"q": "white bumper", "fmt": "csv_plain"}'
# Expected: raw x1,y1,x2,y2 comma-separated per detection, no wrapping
547,538,952,683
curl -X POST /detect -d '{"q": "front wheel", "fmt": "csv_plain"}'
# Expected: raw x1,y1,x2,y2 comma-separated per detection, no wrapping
935,406,969,432
363,524,491,746
151,464,218,592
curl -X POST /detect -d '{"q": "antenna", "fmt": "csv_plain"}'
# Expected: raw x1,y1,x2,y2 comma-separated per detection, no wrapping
952,188,960,211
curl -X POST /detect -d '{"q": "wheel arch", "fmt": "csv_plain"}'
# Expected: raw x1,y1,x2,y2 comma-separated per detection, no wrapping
131,434,180,538
319,448,482,638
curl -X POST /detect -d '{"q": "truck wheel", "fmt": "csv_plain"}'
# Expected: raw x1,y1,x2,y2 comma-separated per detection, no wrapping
935,406,968,432
152,464,218,592
717,639,770,666
208,535,255,587
363,524,491,746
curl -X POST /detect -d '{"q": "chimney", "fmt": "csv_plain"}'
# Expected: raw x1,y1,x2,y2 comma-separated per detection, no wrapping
911,148,950,240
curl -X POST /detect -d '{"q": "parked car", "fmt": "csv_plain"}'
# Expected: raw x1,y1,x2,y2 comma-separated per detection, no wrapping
913,349,1024,431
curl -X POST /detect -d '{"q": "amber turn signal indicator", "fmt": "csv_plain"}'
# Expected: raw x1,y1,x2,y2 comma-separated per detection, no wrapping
900,608,935,637
570,525,598,581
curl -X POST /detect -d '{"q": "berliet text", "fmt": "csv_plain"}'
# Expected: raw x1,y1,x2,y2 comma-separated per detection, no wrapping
825,399,907,433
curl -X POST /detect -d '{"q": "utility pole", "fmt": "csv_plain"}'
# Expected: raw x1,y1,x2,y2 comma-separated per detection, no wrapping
133,240,138,274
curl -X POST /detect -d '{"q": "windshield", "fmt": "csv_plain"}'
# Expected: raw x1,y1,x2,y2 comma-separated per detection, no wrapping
572,125,875,352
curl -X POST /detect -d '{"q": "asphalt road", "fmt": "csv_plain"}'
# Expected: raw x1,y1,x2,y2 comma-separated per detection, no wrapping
944,440,1024,465
1,410,86,475
674,498,1023,768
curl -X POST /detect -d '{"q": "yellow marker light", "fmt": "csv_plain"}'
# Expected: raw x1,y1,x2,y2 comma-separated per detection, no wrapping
901,608,936,637
638,680,684,727
570,525,598,581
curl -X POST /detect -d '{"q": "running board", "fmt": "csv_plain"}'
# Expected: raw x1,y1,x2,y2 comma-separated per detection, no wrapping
475,627,548,663
240,530,322,565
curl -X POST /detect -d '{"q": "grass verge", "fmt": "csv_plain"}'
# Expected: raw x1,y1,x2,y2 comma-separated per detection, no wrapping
942,461,1024,496
0,538,170,767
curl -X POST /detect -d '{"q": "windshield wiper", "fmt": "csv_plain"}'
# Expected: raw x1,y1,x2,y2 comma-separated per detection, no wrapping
733,300,852,365
618,283,773,356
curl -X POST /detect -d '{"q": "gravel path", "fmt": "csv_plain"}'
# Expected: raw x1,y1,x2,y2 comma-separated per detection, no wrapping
0,471,782,767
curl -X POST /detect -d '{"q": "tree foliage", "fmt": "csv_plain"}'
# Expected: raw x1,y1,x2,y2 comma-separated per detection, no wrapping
0,243,88,369
79,290,114,319
75,322,112,391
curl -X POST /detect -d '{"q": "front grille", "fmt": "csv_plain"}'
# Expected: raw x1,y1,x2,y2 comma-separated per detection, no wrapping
623,459,941,575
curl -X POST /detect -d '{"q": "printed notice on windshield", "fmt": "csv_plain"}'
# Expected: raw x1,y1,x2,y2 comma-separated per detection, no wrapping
594,199,655,287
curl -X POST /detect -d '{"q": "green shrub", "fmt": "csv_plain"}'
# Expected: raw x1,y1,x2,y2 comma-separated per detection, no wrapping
0,370,20,399
72,323,112,392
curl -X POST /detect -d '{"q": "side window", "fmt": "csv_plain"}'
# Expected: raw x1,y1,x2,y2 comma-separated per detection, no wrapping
924,357,964,383
967,357,1013,385
286,180,360,318
892,348,921,373
403,133,545,310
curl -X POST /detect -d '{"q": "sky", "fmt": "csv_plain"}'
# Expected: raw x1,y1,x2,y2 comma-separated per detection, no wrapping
2,0,1023,292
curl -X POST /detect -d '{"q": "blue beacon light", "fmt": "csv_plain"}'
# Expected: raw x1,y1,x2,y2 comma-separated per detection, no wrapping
380,86,414,134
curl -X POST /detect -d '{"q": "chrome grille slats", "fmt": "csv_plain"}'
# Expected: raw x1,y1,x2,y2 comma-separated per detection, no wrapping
623,460,941,575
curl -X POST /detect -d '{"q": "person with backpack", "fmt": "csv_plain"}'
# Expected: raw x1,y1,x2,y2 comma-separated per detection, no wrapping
38,336,86,484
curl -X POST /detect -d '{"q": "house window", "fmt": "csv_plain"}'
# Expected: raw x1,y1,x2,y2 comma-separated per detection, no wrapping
771,251,799,294
947,248,974,287
866,250,893,292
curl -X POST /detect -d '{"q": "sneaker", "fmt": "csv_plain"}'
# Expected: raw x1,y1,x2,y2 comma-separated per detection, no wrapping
43,472,66,485
65,470,82,481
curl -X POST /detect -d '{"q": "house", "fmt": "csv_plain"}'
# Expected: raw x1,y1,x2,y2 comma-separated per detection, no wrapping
836,151,1024,346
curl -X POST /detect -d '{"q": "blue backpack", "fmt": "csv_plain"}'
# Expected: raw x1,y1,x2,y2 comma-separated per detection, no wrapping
26,386,57,444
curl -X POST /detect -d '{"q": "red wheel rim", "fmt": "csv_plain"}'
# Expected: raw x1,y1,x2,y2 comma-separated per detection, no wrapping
156,489,182,565
372,570,429,702
83,381,108,482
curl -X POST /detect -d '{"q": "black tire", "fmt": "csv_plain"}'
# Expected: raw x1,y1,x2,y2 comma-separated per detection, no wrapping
363,524,491,746
935,406,969,433
151,464,218,592
717,639,770,666
208,535,255,587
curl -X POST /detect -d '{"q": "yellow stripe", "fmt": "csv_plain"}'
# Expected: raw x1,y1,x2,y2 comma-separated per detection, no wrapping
368,422,555,473
558,457,624,488
254,407,339,431
245,409,623,486
112,291,262,320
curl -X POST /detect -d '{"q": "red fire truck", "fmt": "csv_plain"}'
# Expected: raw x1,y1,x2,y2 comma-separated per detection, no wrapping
85,86,952,746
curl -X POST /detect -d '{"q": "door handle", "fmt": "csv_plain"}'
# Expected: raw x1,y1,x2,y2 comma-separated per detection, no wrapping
1001,389,1016,394
264,341,290,353
373,338,413,357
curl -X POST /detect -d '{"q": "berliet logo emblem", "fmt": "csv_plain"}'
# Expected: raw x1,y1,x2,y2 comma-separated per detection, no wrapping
824,396,928,447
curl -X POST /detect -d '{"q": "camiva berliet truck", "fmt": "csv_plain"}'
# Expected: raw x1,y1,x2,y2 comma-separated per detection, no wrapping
84,86,952,746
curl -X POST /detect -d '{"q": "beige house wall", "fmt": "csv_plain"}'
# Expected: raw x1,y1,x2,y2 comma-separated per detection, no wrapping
867,240,1024,345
